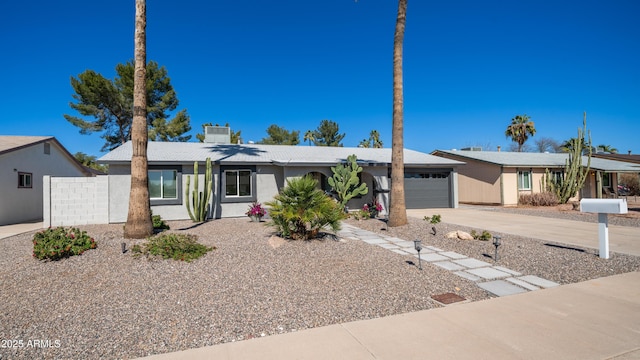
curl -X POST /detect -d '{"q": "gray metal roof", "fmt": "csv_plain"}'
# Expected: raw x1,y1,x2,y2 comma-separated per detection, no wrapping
433,150,640,172
100,141,464,167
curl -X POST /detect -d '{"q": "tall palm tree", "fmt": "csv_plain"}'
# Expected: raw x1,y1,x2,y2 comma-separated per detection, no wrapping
505,114,536,152
370,129,383,148
596,144,618,154
303,130,315,146
388,0,408,227
124,0,153,238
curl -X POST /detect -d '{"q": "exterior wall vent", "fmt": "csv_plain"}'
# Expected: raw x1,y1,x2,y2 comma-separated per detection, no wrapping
204,126,231,144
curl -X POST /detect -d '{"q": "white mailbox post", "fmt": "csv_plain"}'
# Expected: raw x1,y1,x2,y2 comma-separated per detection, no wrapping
579,199,628,259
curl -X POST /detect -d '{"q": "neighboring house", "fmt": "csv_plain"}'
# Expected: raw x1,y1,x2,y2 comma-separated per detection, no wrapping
0,136,92,225
431,149,640,206
99,133,463,222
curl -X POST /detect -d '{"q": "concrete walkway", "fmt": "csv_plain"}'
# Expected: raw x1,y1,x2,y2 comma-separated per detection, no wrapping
140,208,640,360
0,221,43,240
408,207,640,257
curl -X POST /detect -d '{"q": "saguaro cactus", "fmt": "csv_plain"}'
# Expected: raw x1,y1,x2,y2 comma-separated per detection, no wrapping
328,154,368,209
186,157,213,222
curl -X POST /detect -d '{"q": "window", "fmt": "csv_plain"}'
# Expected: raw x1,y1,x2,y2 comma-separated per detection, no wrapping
602,173,611,187
221,166,256,203
18,172,32,188
225,170,252,197
149,170,178,199
518,171,531,190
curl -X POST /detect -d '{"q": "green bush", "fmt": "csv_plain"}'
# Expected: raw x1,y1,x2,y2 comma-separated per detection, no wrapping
33,227,97,260
152,214,170,230
423,214,441,224
266,176,346,240
470,230,492,241
131,233,214,262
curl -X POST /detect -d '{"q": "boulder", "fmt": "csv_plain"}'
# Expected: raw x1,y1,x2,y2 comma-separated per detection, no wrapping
446,230,474,240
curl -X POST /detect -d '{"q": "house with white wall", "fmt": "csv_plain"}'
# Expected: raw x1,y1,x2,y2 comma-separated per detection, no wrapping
98,128,463,222
0,136,91,225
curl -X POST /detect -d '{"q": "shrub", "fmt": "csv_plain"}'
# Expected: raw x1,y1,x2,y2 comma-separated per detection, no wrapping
33,227,97,261
266,176,346,240
152,214,170,230
363,199,383,218
246,201,267,218
470,230,492,241
131,233,214,262
519,192,559,206
423,214,441,224
619,173,640,196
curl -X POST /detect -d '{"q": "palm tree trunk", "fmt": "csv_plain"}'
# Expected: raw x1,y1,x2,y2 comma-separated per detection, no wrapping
124,0,153,238
388,0,408,227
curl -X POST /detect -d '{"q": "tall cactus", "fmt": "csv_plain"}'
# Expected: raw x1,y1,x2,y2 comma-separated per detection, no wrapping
555,113,592,204
186,157,213,222
328,154,368,209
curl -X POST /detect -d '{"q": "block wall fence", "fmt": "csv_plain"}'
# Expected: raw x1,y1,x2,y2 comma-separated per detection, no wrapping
43,175,109,227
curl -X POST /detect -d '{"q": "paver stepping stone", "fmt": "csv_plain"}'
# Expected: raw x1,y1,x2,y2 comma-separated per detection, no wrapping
420,253,449,262
425,246,444,252
506,278,540,291
393,240,417,248
493,266,521,276
518,275,559,288
403,247,419,254
433,261,466,271
454,271,482,282
362,238,389,245
478,280,528,297
385,237,406,243
377,243,399,249
391,249,410,256
439,251,467,260
465,267,512,279
453,258,492,269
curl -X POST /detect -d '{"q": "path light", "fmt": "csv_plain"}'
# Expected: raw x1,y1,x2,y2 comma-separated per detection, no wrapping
493,235,502,262
414,239,423,270
381,214,389,231
122,242,127,254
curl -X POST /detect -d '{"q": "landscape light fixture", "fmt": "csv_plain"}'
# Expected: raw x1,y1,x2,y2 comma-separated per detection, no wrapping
493,235,502,262
413,239,423,270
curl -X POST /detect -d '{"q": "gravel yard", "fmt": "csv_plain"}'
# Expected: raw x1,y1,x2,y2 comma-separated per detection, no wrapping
1,206,639,360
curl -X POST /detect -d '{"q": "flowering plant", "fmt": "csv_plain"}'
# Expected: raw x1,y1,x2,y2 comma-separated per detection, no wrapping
246,201,267,218
362,199,383,218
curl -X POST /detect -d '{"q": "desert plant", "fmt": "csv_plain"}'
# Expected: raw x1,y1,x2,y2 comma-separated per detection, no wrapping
151,211,170,230
33,227,97,261
423,214,441,224
266,176,345,240
246,201,267,221
185,157,213,222
552,114,592,204
327,154,368,209
470,230,492,241
131,233,214,262
519,192,559,206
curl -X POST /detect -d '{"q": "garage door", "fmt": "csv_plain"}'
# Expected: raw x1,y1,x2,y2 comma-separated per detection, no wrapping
404,171,451,208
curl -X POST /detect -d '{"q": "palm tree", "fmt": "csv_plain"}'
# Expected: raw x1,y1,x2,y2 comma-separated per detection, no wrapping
388,0,408,227
303,130,315,146
370,129,383,148
505,114,536,152
596,144,618,154
124,0,153,238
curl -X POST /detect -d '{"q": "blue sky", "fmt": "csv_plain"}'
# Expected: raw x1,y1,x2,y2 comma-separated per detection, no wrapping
1,0,638,157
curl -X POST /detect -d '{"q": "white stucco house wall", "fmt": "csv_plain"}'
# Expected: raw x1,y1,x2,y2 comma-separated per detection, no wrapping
0,136,92,225
99,136,463,222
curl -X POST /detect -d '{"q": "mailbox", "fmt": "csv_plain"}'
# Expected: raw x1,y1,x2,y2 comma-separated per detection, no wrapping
580,199,628,214
579,198,628,259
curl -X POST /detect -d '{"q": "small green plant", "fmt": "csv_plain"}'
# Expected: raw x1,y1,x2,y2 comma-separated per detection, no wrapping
423,214,441,224
266,176,345,240
33,227,97,261
151,211,170,230
131,233,214,262
471,230,492,241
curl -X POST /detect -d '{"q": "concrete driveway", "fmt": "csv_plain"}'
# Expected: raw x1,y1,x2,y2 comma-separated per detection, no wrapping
407,207,640,257
0,221,43,240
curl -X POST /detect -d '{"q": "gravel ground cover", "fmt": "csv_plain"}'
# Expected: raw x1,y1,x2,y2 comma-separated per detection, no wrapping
1,208,639,360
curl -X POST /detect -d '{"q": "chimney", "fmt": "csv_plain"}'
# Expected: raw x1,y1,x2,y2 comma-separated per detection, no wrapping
497,145,501,152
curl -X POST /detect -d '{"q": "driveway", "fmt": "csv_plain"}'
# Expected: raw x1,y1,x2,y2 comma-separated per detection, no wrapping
407,207,640,257
0,221,43,240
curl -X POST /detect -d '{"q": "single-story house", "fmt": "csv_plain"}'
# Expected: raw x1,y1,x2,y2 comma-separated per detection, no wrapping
0,136,92,225
99,135,464,222
431,149,640,206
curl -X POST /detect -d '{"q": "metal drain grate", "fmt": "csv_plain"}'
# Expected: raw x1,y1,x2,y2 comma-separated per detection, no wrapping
431,292,466,305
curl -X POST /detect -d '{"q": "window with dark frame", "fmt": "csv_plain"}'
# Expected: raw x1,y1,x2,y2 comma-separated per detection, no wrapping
18,172,32,188
148,170,178,199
